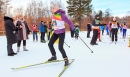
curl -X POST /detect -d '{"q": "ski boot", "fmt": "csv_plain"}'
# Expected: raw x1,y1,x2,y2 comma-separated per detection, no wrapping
48,55,57,61
110,41,114,44
64,58,69,66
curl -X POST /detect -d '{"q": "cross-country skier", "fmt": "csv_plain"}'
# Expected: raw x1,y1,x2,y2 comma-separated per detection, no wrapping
122,23,127,41
110,17,119,44
48,2,75,66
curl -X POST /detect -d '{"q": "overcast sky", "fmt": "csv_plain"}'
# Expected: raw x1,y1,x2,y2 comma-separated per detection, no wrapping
9,0,130,17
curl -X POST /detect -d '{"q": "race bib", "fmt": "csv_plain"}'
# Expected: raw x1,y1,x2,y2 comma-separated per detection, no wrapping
113,24,116,27
53,20,57,26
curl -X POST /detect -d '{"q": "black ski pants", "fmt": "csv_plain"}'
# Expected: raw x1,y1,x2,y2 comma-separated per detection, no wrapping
91,29,98,44
111,28,118,41
48,32,67,58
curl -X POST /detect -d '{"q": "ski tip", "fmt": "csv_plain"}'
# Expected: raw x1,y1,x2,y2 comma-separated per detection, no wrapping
11,68,17,70
71,59,75,61
11,68,14,70
91,51,93,53
11,68,21,70
57,75,60,77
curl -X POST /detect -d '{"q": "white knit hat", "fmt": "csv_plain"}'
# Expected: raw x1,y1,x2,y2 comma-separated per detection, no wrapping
5,14,12,18
51,1,61,9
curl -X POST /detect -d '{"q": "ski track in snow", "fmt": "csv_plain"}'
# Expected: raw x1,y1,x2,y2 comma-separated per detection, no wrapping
0,29,130,77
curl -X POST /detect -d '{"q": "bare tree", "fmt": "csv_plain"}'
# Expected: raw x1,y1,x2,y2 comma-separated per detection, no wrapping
0,0,11,31
0,0,11,14
104,8,112,24
13,6,24,16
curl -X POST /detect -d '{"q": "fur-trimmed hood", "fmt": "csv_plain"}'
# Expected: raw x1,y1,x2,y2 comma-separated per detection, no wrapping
4,16,13,22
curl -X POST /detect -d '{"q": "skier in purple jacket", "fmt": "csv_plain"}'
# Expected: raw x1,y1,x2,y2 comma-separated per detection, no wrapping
48,2,75,66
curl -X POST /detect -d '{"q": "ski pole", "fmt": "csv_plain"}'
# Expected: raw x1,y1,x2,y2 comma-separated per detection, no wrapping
64,42,70,48
78,36,93,53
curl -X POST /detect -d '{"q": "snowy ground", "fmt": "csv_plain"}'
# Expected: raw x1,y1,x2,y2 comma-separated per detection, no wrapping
0,29,130,77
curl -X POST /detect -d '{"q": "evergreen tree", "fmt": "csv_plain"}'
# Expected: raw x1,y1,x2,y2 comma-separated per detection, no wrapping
67,0,92,29
98,10,103,20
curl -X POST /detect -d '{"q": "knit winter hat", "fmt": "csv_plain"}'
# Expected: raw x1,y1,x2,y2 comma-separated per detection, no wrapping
51,1,61,10
5,14,12,18
95,14,99,19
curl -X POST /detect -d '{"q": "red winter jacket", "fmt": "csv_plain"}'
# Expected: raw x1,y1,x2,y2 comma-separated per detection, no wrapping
31,25,38,32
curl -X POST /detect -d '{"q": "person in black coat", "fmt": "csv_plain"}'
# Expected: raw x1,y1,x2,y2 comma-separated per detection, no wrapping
4,14,18,56
70,25,75,38
90,15,104,45
87,23,92,38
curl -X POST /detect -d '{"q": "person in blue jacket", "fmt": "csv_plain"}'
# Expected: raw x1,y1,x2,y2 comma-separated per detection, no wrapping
120,25,123,33
38,21,46,43
122,23,127,41
106,25,109,35
100,24,105,35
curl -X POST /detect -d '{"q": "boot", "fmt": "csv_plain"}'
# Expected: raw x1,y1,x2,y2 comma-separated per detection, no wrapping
99,39,101,42
48,55,57,61
115,41,117,44
23,46,28,51
17,47,20,53
90,43,94,45
94,43,98,45
64,58,69,66
41,40,46,43
8,54,14,56
11,49,17,55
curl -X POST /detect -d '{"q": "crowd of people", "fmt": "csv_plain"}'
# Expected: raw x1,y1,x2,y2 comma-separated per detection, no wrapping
80,16,127,45
3,2,128,66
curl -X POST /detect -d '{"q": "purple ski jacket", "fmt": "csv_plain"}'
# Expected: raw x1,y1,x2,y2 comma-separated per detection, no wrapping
53,9,75,34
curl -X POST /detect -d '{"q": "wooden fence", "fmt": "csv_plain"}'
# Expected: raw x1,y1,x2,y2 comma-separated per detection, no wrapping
0,31,5,36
